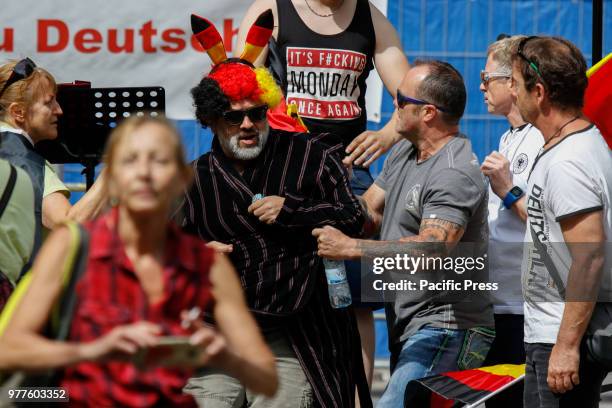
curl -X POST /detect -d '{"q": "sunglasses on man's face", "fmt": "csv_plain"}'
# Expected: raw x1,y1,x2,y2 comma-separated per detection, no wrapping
480,70,511,87
222,105,269,126
396,89,449,113
0,58,37,98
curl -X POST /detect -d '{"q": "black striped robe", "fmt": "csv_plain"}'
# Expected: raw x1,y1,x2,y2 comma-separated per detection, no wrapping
181,129,367,407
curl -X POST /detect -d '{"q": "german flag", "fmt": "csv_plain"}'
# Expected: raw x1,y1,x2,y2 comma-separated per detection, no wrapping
584,53,612,149
404,364,525,407
191,14,227,66
267,98,308,133
240,9,274,64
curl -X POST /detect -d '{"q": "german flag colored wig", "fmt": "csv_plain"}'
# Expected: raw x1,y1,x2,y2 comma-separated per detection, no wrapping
190,10,281,122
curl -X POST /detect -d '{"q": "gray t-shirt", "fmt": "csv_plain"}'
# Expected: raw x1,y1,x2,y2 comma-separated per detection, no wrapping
375,135,494,345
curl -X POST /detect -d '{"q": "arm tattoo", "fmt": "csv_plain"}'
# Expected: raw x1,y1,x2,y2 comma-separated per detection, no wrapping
419,218,462,242
358,239,438,259
356,218,462,258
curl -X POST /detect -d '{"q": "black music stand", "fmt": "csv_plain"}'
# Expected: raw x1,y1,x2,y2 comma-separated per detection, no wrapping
36,83,166,190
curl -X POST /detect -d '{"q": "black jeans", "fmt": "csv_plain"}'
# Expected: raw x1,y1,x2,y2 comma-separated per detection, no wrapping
524,342,608,408
484,314,526,408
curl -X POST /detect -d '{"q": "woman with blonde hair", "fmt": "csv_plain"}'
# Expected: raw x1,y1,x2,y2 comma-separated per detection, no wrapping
0,58,107,274
0,116,277,406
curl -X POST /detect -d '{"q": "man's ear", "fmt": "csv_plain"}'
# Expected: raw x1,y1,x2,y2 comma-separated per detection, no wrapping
534,82,547,106
421,105,438,123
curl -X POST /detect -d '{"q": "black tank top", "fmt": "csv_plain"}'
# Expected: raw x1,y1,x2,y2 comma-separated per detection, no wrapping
272,0,376,147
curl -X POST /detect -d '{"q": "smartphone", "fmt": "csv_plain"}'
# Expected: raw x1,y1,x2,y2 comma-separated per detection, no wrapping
133,336,202,369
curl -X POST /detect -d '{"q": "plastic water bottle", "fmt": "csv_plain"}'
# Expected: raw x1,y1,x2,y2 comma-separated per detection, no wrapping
322,259,352,308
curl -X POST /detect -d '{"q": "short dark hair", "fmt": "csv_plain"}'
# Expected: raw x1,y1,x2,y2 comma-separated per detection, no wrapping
512,36,588,110
413,60,466,125
190,77,230,128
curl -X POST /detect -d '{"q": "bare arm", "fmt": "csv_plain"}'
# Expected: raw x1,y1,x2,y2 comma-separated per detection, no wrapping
42,171,108,229
0,227,84,369
0,226,160,370
547,211,606,394
359,183,386,237
343,4,410,167
481,151,527,222
209,253,278,397
509,196,528,222
313,217,464,261
235,0,278,67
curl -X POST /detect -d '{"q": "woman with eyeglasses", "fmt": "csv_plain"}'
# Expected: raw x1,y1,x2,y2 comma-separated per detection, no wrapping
0,116,277,407
0,58,107,276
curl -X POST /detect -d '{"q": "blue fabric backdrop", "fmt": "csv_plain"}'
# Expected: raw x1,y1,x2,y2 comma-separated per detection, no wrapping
65,0,612,358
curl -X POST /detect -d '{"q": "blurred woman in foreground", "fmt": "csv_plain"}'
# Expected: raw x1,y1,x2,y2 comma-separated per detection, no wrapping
0,116,277,406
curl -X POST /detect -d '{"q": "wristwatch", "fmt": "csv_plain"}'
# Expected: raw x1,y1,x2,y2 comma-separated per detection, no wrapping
503,186,524,209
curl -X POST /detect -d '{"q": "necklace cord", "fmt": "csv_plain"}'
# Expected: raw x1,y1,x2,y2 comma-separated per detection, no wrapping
543,115,580,148
304,0,345,17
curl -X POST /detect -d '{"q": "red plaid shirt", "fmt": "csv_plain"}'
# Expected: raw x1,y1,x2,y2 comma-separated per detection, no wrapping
60,209,214,407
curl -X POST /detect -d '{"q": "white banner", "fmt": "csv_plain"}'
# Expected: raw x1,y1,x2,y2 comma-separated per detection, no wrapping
0,0,386,122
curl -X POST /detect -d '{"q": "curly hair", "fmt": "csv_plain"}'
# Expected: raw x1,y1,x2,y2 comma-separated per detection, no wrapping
191,62,283,128
191,77,230,128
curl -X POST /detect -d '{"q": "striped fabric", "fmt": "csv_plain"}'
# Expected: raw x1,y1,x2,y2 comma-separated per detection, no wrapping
405,364,526,407
180,129,366,407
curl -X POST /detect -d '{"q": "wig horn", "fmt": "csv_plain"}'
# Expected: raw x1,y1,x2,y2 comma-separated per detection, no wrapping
191,14,228,65
239,9,274,64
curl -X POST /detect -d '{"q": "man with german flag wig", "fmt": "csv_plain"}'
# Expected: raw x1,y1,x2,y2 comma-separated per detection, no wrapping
180,10,372,408
190,10,306,133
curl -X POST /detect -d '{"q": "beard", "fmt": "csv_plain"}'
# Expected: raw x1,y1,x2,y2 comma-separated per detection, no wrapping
219,123,270,161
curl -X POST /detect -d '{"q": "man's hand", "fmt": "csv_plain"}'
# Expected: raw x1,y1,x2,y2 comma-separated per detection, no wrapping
343,129,397,168
248,196,285,224
547,342,580,394
312,225,357,260
481,151,513,198
206,241,233,253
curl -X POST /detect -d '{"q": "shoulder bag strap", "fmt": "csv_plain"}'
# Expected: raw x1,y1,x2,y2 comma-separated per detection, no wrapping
0,164,17,220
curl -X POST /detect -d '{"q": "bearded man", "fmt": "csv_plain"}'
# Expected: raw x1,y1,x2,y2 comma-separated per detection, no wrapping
179,58,369,407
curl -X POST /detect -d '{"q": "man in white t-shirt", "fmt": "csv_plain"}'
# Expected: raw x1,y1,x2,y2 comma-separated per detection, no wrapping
479,35,544,408
512,35,612,407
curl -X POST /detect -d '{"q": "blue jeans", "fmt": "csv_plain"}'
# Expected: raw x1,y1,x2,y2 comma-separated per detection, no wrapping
378,325,495,408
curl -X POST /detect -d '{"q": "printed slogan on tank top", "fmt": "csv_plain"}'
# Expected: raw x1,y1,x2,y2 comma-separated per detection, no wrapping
286,47,366,120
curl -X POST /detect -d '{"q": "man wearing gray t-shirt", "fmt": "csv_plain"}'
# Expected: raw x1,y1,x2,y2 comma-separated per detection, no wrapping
313,60,494,406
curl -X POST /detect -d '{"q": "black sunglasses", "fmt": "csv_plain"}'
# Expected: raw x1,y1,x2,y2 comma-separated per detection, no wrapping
0,58,37,98
222,105,268,126
396,89,450,113
516,36,546,85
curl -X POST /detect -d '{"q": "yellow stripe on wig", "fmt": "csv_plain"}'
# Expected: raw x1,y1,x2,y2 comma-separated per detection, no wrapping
255,67,282,109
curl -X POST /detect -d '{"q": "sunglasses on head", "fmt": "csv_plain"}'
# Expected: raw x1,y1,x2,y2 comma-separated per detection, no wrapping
222,105,268,126
480,70,511,86
516,36,547,85
396,89,450,113
0,58,37,98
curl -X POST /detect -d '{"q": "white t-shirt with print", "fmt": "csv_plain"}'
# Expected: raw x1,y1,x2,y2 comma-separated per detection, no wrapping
488,124,544,314
522,125,612,344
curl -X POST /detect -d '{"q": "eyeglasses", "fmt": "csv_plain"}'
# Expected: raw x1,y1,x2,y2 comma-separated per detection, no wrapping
396,89,450,113
0,58,36,98
480,70,511,86
516,36,546,85
222,105,268,126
